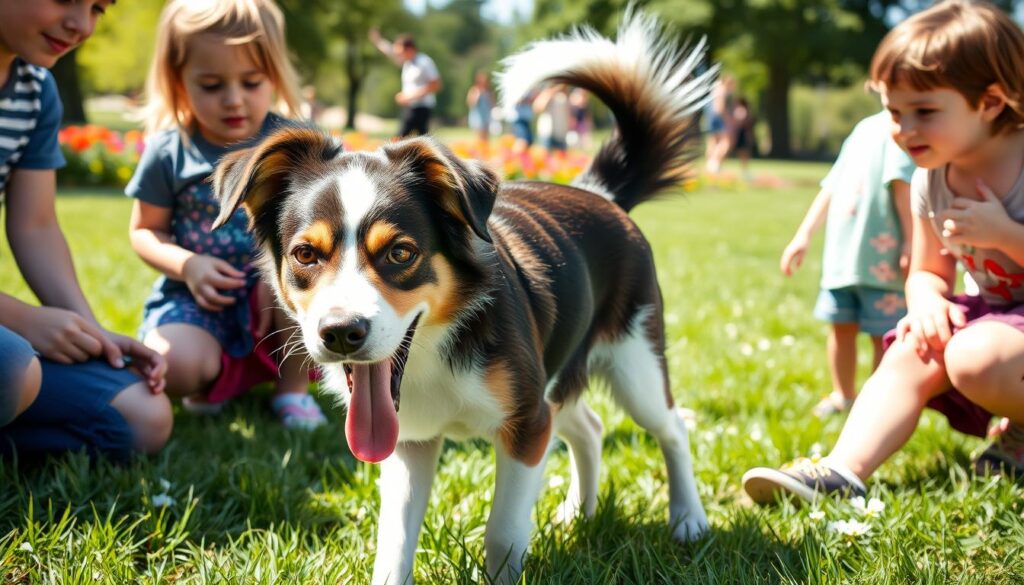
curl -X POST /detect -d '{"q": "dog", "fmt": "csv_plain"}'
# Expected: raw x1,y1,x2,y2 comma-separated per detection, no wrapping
213,11,714,584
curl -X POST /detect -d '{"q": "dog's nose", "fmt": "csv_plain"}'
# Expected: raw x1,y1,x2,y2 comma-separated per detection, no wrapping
319,316,370,354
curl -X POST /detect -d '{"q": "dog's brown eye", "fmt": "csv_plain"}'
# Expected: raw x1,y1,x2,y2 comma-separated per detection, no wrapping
387,244,417,265
293,245,318,266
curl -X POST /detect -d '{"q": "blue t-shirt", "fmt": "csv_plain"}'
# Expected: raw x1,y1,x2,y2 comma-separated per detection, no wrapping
125,113,290,285
126,114,294,357
0,59,66,205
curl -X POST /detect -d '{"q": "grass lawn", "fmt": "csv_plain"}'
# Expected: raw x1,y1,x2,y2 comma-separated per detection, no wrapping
1,158,1022,583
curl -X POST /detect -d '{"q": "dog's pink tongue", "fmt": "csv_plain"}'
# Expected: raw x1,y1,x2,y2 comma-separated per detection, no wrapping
345,361,399,463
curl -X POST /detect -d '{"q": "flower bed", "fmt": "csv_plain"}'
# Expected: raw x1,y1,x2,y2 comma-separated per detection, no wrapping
56,125,596,190
58,125,144,188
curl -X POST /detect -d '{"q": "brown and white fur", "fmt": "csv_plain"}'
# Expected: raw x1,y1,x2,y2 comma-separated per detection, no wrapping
213,12,715,584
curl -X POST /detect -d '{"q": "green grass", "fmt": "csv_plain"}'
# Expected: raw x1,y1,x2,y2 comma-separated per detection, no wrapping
1,161,1022,583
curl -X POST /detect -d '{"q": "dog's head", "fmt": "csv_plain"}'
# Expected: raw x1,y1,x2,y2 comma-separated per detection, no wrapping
213,127,499,462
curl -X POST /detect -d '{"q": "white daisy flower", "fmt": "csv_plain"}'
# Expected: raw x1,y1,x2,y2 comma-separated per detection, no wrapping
851,496,885,517
749,424,763,442
740,343,754,357
757,338,771,351
828,518,871,537
781,335,796,346
151,494,176,508
809,510,826,521
18,542,32,552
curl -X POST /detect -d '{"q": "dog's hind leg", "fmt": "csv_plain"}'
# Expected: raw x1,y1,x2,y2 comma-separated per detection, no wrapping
600,325,709,542
553,398,603,523
372,437,443,585
485,441,553,584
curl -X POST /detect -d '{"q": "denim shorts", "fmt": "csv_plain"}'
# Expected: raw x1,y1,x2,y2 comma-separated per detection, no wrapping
813,286,907,336
0,326,138,462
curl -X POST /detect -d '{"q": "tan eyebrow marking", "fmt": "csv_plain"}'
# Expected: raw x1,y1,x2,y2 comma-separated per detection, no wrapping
300,220,336,253
365,221,402,257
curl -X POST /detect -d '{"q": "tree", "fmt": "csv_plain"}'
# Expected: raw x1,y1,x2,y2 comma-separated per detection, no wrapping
77,0,164,95
52,50,86,124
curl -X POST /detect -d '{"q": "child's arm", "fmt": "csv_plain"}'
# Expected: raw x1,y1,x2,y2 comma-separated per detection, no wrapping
779,188,831,276
891,179,913,276
3,169,165,390
898,212,963,357
128,200,246,312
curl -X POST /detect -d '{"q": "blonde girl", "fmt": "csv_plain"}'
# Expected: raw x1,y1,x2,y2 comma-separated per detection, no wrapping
127,0,326,429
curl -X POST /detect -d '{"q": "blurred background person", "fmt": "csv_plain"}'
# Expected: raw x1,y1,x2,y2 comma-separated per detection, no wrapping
567,87,591,150
507,89,536,153
703,74,736,175
369,28,441,138
534,83,570,152
466,70,493,145
732,96,756,181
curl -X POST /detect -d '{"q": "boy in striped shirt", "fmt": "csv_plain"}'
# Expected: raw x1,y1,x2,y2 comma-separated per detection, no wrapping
0,0,172,461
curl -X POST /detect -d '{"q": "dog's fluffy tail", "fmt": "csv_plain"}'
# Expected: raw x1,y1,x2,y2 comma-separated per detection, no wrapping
498,10,715,212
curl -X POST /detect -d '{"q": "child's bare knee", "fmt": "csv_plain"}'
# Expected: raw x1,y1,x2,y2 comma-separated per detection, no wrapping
150,336,221,397
111,383,174,455
944,331,998,399
16,357,42,418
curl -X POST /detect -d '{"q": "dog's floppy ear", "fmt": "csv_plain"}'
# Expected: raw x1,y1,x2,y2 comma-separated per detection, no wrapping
384,137,499,243
212,127,342,232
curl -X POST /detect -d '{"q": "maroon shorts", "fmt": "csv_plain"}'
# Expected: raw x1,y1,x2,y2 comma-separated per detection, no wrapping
882,294,1024,438
205,294,320,403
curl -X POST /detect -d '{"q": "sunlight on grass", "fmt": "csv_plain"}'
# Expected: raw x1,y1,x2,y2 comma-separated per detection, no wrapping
1,171,1022,583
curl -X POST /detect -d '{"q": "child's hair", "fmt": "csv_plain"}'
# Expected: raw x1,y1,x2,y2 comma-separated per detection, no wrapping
142,0,303,136
869,0,1024,135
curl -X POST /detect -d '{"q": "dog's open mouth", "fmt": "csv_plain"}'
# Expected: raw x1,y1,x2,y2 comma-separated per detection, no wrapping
341,316,419,463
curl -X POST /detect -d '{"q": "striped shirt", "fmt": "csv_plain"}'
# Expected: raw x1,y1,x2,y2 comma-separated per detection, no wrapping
0,59,65,206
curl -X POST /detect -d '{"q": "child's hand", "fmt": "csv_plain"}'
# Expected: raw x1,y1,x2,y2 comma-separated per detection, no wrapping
896,295,967,358
104,332,167,394
779,235,809,276
20,306,109,364
939,179,1012,250
182,254,247,312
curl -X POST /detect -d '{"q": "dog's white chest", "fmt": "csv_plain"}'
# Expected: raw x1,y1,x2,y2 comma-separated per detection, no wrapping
397,366,505,441
395,330,506,442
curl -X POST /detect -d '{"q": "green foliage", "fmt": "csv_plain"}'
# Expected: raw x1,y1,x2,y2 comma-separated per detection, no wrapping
2,164,1024,581
77,0,164,95
789,83,883,157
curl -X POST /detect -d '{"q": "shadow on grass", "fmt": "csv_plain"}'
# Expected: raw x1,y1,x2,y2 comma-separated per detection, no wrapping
518,489,808,585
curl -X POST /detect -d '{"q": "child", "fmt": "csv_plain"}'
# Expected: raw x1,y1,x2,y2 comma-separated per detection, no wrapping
127,0,326,430
744,0,1024,504
780,110,915,418
0,0,172,461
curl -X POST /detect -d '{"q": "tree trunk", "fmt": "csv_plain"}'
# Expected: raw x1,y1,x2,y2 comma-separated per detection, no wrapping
344,45,361,130
50,49,87,124
765,60,791,159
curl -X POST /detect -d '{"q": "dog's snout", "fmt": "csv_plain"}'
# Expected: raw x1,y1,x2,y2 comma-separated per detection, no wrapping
319,316,370,354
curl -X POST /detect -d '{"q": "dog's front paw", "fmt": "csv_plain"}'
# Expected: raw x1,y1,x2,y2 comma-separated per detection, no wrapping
671,508,709,543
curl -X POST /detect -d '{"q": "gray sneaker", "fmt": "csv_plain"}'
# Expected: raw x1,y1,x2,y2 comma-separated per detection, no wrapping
743,456,866,504
973,418,1024,477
